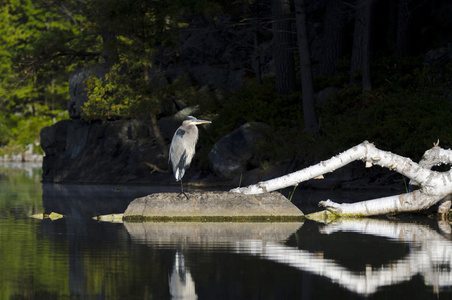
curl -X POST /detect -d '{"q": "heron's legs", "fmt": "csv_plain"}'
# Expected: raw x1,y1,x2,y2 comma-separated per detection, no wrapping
178,179,189,199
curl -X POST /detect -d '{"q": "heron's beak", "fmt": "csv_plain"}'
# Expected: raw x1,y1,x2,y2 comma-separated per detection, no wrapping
193,119,212,125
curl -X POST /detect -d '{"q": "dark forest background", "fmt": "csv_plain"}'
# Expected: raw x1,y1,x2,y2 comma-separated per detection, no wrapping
1,0,452,165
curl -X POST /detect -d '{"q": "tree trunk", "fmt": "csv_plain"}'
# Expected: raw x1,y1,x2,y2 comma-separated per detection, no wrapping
252,29,262,85
99,5,118,67
396,0,410,57
271,0,297,95
350,0,374,92
150,112,168,157
320,0,346,75
231,140,452,217
143,65,168,158
294,0,319,135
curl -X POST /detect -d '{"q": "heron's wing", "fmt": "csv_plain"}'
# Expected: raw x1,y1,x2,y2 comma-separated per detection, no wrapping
169,128,188,180
169,128,186,164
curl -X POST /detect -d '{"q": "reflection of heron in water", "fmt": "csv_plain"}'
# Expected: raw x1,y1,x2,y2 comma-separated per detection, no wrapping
169,251,197,299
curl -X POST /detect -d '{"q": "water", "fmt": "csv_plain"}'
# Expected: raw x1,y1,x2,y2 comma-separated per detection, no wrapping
1,163,452,299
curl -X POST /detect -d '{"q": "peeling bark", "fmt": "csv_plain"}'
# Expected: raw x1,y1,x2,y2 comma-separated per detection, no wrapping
231,141,452,217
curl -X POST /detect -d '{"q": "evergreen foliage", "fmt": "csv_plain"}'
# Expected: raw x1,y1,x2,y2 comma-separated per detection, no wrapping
0,0,83,154
1,0,452,166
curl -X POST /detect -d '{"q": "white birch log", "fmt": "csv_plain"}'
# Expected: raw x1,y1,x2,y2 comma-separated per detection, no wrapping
230,141,452,217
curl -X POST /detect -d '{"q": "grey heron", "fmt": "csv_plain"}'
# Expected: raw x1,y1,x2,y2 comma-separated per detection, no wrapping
169,116,211,196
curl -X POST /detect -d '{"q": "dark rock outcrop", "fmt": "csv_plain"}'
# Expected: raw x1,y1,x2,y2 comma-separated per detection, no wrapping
68,67,107,119
316,86,340,106
423,45,452,65
209,122,270,180
40,119,167,183
165,16,261,90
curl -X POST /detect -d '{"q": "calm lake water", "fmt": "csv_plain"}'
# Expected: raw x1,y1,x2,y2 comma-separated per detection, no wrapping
2,163,452,299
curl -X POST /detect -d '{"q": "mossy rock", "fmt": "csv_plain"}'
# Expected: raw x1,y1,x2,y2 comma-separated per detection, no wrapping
123,191,304,222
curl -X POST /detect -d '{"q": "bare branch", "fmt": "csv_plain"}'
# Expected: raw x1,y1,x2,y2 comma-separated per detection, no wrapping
144,162,170,174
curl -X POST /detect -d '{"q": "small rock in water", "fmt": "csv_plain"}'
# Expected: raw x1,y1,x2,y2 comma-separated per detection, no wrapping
29,212,65,221
94,214,124,223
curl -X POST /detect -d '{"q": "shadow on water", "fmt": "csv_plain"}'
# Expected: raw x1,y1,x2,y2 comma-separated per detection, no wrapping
42,183,177,218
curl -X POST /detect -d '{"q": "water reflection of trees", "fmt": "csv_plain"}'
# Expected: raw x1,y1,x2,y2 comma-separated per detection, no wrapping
125,219,452,296
0,162,42,180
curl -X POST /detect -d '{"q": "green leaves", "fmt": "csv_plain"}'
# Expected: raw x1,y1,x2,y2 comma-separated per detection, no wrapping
0,0,89,152
0,0,86,112
82,59,206,122
0,108,68,156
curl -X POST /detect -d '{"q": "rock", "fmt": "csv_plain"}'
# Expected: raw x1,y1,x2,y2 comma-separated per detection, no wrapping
423,46,452,65
163,16,270,90
157,105,200,141
123,191,304,221
316,87,340,106
40,119,166,183
94,214,124,223
11,152,23,162
29,212,65,221
188,65,244,90
209,122,270,180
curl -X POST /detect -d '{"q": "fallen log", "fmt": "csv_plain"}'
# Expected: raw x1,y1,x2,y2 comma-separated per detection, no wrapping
231,141,452,218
